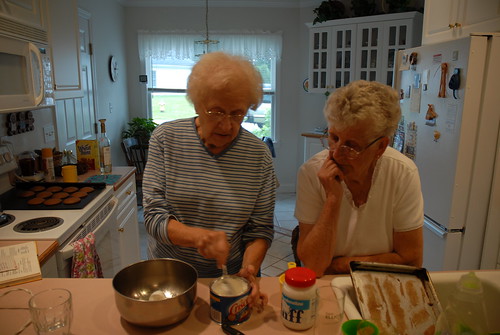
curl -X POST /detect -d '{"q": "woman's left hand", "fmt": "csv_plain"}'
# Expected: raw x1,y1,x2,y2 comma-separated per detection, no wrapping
237,264,267,313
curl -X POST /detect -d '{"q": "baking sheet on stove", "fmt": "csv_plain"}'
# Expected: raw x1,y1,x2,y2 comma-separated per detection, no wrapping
349,261,443,335
0,182,105,210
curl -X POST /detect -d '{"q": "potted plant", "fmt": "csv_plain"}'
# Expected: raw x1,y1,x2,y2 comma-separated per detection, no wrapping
313,0,347,24
121,117,158,146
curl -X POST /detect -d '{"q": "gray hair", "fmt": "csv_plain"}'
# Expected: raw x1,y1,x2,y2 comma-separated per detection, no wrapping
323,80,401,137
187,52,263,111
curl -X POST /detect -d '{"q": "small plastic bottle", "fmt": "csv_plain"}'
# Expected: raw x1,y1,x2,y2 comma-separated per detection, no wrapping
41,148,55,182
281,266,317,330
436,272,489,335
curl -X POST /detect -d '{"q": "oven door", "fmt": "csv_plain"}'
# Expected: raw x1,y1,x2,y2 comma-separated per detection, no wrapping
55,197,119,278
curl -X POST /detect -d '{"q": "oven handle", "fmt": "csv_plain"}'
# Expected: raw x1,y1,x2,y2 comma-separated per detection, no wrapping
58,197,118,259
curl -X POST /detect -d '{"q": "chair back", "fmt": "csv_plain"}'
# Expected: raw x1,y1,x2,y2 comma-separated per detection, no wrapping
121,137,148,177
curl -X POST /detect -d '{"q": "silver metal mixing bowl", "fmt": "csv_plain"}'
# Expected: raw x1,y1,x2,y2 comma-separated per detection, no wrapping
112,258,198,327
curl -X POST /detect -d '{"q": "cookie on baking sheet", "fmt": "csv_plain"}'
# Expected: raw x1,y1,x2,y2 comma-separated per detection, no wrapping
27,197,44,205
79,186,95,193
44,198,62,206
47,186,63,193
19,190,35,198
52,192,69,199
63,186,79,193
36,191,53,199
30,185,45,192
63,197,81,205
72,191,88,198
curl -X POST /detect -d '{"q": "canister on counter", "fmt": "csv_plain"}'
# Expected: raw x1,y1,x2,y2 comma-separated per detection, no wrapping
281,266,317,330
210,275,251,325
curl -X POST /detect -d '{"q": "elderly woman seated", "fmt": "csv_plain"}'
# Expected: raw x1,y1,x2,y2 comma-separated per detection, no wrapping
294,80,424,276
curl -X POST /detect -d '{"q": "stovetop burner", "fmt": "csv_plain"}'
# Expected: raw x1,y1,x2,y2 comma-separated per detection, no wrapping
0,213,15,228
13,217,64,233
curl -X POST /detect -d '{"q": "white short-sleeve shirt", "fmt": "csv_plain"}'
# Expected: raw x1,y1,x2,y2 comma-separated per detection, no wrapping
295,146,423,257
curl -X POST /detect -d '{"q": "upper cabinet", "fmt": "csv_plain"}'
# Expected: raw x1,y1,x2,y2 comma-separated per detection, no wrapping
422,0,500,45
307,12,423,93
0,0,48,43
46,0,82,99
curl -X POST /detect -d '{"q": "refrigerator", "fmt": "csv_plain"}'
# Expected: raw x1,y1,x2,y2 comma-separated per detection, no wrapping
394,33,500,271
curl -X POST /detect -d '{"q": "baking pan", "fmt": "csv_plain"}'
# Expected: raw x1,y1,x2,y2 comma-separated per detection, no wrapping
349,261,443,335
0,182,106,210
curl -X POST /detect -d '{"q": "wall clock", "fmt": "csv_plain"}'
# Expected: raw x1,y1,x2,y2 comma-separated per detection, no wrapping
109,56,118,82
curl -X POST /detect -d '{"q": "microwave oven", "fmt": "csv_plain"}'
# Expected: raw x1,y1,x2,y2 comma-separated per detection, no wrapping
0,34,54,113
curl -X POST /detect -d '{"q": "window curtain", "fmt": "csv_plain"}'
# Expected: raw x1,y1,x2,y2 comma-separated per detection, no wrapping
138,30,282,61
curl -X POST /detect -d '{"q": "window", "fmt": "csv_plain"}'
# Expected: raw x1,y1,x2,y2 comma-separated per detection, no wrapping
146,57,276,138
139,32,281,139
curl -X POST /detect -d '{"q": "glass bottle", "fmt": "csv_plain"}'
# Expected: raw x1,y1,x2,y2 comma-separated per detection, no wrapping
98,119,112,173
41,148,55,181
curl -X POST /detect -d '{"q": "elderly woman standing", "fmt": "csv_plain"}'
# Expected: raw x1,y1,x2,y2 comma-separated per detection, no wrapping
143,52,276,308
295,80,423,276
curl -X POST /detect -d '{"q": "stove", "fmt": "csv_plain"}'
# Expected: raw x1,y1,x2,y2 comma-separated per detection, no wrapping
13,217,64,233
0,144,117,244
0,145,122,278
0,186,114,244
0,213,15,228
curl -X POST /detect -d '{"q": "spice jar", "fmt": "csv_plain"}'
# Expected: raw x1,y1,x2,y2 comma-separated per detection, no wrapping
18,151,37,176
281,267,317,330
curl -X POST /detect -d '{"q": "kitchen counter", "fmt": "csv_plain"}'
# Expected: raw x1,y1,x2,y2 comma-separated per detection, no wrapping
0,275,346,334
56,166,136,191
0,240,58,266
2,271,499,334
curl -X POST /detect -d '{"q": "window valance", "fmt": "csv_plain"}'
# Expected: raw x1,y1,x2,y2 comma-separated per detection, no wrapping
138,30,282,61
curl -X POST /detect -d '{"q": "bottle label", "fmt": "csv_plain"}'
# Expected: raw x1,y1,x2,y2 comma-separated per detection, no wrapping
281,292,316,329
102,146,111,165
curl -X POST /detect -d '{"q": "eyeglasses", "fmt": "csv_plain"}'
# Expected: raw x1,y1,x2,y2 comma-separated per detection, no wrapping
205,109,246,122
322,136,384,160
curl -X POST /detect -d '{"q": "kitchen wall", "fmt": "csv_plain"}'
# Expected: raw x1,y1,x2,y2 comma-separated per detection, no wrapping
0,108,57,154
0,0,424,191
78,0,129,167
122,3,328,192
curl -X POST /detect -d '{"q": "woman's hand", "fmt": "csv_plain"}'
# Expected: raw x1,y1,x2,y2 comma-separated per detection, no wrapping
318,151,344,200
195,231,230,268
237,264,267,313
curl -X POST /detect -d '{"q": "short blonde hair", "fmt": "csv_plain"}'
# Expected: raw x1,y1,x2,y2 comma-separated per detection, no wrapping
324,80,401,137
187,52,263,111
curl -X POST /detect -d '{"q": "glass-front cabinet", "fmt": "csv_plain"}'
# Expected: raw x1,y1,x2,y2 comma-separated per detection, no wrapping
307,12,423,93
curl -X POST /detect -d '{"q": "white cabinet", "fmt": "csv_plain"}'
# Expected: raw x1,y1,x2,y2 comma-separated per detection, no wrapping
422,0,500,45
0,0,47,34
46,0,82,99
302,133,326,163
41,254,58,278
114,174,140,272
0,0,48,43
307,12,422,93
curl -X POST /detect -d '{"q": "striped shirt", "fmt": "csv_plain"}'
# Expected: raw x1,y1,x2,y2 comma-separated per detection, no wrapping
143,117,276,277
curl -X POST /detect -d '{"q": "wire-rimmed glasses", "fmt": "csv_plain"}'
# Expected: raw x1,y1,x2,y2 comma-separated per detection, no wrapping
321,135,384,160
204,109,246,122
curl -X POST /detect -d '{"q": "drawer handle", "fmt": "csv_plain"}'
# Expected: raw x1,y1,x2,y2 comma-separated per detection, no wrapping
118,228,124,232
126,190,132,195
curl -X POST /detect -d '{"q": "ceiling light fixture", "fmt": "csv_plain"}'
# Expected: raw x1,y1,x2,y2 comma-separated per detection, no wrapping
194,0,220,57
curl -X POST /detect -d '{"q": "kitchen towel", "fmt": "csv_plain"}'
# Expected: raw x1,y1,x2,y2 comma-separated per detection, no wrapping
85,174,121,185
71,232,103,278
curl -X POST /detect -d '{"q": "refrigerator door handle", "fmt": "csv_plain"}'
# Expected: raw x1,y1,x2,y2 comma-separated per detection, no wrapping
424,215,465,238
